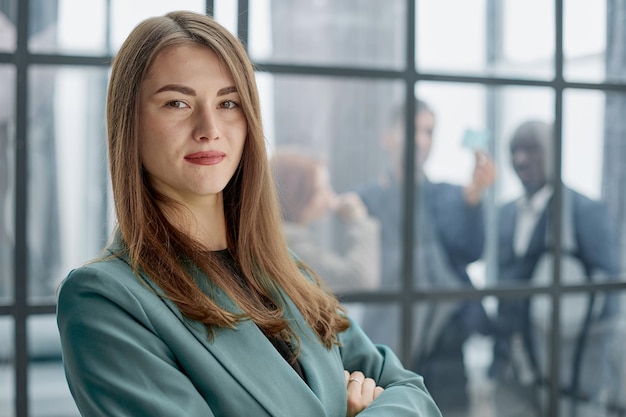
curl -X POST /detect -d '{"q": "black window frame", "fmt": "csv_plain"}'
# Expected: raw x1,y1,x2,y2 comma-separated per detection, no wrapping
3,1,626,416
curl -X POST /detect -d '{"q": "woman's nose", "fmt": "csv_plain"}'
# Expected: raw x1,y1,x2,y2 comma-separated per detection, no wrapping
193,107,220,141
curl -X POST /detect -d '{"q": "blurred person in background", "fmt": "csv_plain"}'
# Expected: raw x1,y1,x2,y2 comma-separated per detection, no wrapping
490,120,621,417
357,98,495,417
271,148,380,295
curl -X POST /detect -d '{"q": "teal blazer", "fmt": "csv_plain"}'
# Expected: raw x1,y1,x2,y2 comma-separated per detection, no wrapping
57,241,442,417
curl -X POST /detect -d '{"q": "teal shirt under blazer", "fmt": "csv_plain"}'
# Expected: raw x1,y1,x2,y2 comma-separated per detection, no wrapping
56,237,442,417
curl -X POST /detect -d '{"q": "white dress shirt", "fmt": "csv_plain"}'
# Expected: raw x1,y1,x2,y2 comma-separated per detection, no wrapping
513,185,554,257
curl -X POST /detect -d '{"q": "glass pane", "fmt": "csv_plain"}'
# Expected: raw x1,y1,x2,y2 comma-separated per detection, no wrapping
408,84,553,291
417,0,554,79
601,290,626,415
553,291,620,416
0,316,14,416
403,83,490,294
342,302,368,329
564,0,607,82
0,0,16,52
31,0,210,55
564,89,626,283
489,87,555,289
261,73,402,294
415,83,489,191
523,290,626,416
489,294,552,417
269,153,382,295
211,0,238,36
110,0,205,53
604,1,626,83
28,315,79,417
464,331,496,417
359,304,400,356
564,1,626,84
487,291,625,417
249,0,406,69
27,66,110,303
29,0,107,55
0,65,15,304
412,300,494,416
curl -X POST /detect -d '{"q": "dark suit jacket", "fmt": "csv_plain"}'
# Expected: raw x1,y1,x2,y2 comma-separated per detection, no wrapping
491,187,619,396
56,236,442,417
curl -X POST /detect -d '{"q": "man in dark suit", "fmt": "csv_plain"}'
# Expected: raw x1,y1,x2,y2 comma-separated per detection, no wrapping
357,99,495,417
490,120,620,416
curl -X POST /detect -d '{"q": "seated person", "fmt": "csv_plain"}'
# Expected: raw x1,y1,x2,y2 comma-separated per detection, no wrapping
270,148,380,293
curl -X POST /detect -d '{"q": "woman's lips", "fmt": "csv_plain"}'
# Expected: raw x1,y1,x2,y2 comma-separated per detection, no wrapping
184,151,226,165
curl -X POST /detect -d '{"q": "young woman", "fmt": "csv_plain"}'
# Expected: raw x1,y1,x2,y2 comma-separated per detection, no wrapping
56,10,442,417
270,148,380,294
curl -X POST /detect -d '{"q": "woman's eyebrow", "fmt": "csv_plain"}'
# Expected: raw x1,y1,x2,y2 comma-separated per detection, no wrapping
153,85,237,97
155,84,196,96
217,86,237,96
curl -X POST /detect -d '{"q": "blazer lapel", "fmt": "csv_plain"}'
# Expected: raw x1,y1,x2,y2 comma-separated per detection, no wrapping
280,295,346,416
135,260,332,416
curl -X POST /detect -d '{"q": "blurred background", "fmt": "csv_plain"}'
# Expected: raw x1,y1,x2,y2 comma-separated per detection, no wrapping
2,0,626,416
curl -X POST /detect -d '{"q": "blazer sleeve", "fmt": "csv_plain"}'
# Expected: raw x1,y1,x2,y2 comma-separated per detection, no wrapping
338,318,443,417
574,194,620,276
431,183,485,265
56,266,216,417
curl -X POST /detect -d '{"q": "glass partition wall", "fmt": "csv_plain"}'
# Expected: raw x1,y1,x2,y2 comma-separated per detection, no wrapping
2,1,626,416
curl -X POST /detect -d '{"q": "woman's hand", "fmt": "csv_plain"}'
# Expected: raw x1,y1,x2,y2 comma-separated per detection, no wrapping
344,370,384,417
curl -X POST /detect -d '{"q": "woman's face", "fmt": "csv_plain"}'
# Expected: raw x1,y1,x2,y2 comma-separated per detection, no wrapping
138,43,247,208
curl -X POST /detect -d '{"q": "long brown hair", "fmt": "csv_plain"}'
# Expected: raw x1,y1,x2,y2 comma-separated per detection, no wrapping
107,11,349,348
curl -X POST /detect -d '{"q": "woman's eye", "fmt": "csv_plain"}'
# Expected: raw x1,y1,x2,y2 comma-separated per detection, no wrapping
166,100,188,109
219,100,239,110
